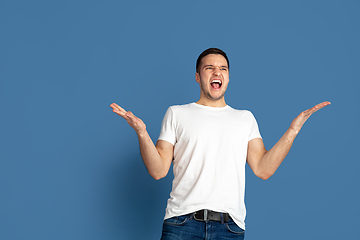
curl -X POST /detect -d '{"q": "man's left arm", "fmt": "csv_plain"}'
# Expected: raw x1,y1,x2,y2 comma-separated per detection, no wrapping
246,101,331,180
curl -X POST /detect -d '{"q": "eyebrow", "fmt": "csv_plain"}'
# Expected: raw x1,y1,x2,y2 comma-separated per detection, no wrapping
203,65,228,69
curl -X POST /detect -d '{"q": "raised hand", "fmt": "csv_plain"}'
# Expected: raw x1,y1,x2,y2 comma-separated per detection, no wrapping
110,103,146,135
290,101,331,134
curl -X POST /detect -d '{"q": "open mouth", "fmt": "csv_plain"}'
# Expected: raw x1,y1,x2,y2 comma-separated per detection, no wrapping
210,80,222,89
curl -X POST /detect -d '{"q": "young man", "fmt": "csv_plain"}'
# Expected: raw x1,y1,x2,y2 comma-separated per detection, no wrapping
110,48,330,239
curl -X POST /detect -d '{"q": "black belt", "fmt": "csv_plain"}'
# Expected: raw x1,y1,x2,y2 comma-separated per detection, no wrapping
193,209,230,223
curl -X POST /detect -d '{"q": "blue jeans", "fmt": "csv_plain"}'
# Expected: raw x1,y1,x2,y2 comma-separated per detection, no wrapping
160,213,245,240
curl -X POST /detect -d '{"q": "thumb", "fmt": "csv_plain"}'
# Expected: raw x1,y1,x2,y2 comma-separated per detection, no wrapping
125,111,135,120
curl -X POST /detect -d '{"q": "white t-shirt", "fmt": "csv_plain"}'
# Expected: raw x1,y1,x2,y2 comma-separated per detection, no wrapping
158,102,262,229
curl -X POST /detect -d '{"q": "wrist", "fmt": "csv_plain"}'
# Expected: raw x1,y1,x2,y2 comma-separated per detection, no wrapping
136,129,148,138
288,126,300,137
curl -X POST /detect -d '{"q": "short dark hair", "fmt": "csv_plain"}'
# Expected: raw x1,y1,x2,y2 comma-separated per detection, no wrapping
196,48,229,73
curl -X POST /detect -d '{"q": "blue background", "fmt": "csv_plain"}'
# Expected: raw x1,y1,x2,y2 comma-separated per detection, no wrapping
1,0,359,239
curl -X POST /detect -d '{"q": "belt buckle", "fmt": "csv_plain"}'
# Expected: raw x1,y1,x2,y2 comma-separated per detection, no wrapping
194,209,230,223
194,209,207,222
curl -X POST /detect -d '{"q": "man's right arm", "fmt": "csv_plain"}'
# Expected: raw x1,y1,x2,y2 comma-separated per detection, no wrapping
110,103,174,180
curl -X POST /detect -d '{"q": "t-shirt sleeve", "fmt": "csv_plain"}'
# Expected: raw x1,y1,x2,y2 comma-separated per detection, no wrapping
248,111,262,141
158,107,176,145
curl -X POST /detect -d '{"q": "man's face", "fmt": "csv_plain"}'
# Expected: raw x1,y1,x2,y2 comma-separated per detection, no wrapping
195,54,229,102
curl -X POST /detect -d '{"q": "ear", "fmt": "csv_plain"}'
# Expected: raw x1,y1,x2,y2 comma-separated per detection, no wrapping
195,72,200,83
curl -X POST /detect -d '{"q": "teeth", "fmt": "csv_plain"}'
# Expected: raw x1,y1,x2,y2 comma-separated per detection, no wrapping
211,80,222,84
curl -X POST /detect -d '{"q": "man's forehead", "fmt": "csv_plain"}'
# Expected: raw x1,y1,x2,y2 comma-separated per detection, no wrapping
201,54,228,66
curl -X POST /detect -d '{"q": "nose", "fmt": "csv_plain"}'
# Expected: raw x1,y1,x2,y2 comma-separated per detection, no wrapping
213,67,221,76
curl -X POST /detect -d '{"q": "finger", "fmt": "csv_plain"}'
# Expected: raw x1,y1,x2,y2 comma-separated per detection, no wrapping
125,111,137,121
112,108,126,116
110,103,126,112
110,103,127,116
308,101,331,114
317,101,331,108
298,101,331,120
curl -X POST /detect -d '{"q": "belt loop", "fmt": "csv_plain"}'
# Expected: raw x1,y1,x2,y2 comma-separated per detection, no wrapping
220,213,224,224
204,209,208,221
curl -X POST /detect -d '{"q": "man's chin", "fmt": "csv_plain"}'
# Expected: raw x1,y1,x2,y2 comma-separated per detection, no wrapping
207,93,225,101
